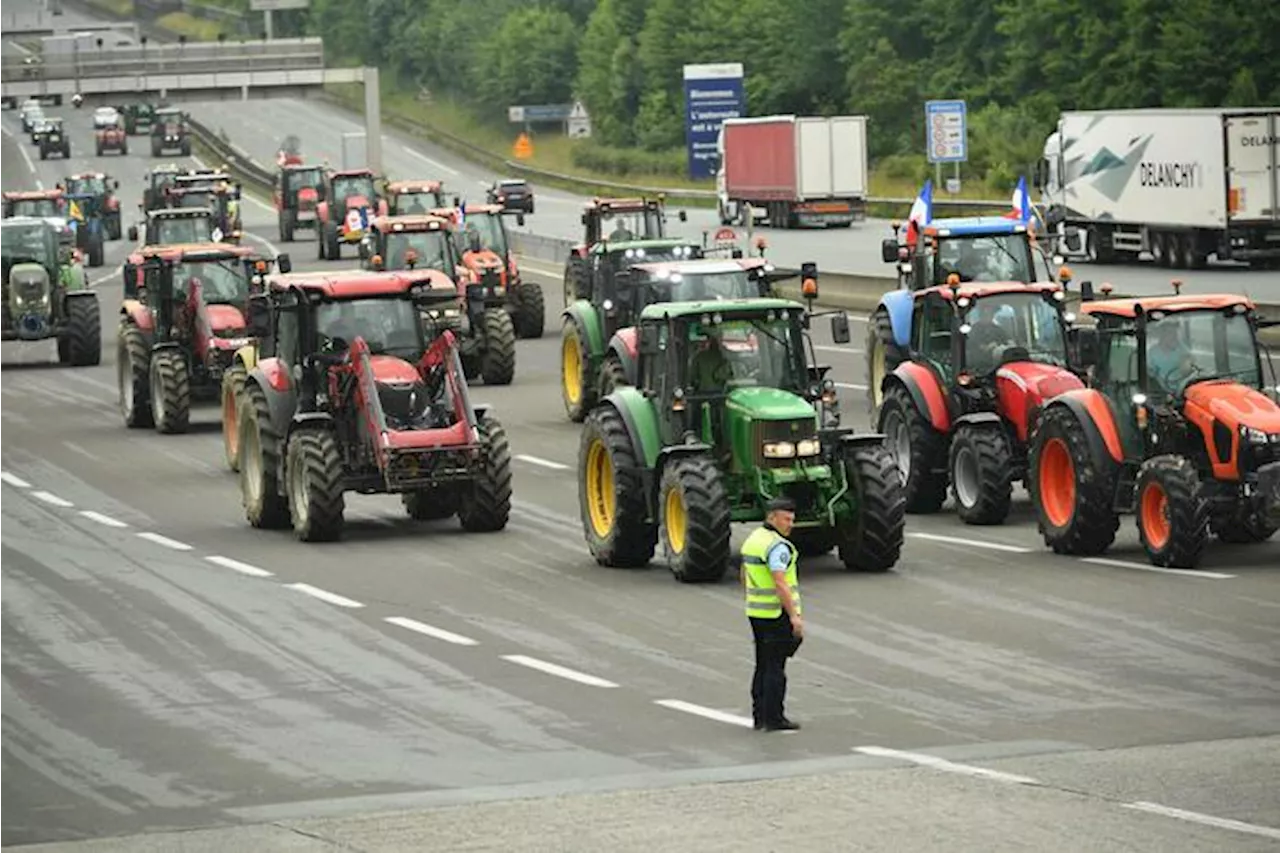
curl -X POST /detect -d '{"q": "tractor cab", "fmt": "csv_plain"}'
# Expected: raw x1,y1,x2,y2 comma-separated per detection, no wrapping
64,172,118,207
3,189,64,219
882,216,1069,291
167,174,242,241
328,169,380,213
362,214,458,274
318,168,387,259
2,217,59,285
582,196,685,246
119,103,156,134
144,164,185,211
386,180,446,215
129,207,217,246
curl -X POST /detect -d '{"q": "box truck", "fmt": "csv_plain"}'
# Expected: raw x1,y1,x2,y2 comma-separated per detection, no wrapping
715,115,869,229
1037,108,1280,269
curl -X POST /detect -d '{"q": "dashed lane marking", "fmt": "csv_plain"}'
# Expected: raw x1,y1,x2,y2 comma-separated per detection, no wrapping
405,147,460,176
1082,557,1235,580
206,555,274,578
136,532,194,551
31,490,74,508
654,699,754,728
516,454,571,471
2,125,44,189
502,654,618,688
0,471,32,488
834,382,868,391
854,746,1040,785
1122,801,1280,841
80,510,128,528
285,582,365,608
814,344,864,355
385,616,479,646
907,532,1032,554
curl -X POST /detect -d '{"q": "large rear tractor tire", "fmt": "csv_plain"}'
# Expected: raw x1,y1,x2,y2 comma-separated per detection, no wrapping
480,308,516,386
86,232,105,267
658,454,731,583
561,319,595,422
563,258,586,306
578,405,656,567
404,489,459,521
949,423,1013,525
117,324,153,428
64,295,101,366
148,349,190,434
1135,455,1210,568
457,414,512,532
1210,504,1279,543
878,383,948,513
238,383,291,529
220,364,247,471
1027,405,1119,556
865,306,907,422
285,426,346,542
837,443,907,572
512,281,545,339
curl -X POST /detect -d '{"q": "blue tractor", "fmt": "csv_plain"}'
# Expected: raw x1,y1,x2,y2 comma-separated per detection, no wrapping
865,212,1072,419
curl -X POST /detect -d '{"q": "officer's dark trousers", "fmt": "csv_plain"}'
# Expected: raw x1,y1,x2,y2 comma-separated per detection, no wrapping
750,613,801,725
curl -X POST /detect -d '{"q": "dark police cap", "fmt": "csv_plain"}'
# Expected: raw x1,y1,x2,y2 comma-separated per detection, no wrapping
765,496,796,513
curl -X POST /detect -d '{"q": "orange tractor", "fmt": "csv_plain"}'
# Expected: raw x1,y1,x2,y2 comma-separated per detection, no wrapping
316,168,388,260
435,203,543,339
386,179,447,215
1028,281,1280,568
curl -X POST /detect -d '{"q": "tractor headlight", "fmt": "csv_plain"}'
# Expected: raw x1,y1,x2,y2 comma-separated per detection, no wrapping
795,438,820,457
1241,425,1270,445
762,441,796,458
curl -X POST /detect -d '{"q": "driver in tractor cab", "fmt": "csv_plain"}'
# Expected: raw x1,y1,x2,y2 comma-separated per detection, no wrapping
965,302,1018,370
319,302,362,353
405,195,428,215
1148,320,1194,392
691,331,733,392
607,215,634,242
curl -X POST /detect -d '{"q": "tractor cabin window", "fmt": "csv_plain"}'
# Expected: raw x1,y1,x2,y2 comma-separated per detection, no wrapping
275,307,300,368
962,292,1067,376
1145,309,1261,398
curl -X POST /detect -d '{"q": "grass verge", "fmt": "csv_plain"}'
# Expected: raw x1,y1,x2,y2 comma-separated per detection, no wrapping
84,0,133,15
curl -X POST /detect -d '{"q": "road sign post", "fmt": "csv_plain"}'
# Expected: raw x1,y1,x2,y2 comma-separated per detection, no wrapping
925,99,967,193
250,0,308,40
683,62,744,180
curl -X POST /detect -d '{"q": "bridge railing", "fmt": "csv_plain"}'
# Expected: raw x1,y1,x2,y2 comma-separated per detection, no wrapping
1,38,325,82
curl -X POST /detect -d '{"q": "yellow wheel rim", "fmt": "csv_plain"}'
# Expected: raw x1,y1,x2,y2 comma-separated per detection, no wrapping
870,339,885,407
664,485,687,554
563,329,582,406
584,438,615,536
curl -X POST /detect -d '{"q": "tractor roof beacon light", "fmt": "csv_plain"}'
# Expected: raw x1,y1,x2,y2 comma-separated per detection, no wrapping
801,262,819,307
1171,278,1183,296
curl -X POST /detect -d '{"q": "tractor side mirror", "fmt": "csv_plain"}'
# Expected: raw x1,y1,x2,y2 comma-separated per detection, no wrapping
127,225,138,242
830,313,851,345
1072,326,1099,368
246,295,272,338
276,253,291,274
881,238,899,263
516,213,526,227
452,196,461,207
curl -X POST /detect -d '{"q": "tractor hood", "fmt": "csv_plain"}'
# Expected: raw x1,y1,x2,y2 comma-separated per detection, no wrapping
463,249,504,270
724,386,816,421
1185,381,1280,433
995,362,1084,442
369,354,421,385
206,304,246,334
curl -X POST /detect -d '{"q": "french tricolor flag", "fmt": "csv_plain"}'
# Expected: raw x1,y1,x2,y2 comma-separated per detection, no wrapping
1006,176,1031,222
904,179,932,247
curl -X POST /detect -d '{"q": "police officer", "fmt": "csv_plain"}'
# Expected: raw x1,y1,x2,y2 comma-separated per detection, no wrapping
741,496,803,731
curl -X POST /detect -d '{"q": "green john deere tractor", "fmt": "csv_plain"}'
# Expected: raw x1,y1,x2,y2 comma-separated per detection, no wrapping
577,291,906,582
1,217,101,365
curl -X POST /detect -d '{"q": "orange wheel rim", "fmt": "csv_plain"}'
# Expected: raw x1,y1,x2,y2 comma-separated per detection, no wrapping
1039,437,1076,528
1140,482,1170,549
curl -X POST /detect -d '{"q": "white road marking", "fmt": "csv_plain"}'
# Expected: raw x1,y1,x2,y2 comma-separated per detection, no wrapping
2,126,44,189
80,510,128,528
854,746,1040,785
0,471,32,488
384,616,479,646
1082,557,1235,580
907,532,1032,554
516,454,570,471
285,582,364,608
501,654,618,688
405,147,460,176
205,555,274,578
31,490,73,507
814,344,863,355
1122,801,1280,840
834,382,868,390
136,532,193,551
654,699,754,728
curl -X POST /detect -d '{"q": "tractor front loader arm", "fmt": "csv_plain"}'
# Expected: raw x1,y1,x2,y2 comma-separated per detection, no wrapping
417,329,483,440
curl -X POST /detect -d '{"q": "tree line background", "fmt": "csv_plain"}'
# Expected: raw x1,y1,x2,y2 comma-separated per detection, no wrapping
236,0,1278,187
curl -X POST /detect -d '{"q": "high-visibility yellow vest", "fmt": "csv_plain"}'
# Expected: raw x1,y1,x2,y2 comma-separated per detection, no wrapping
742,526,800,618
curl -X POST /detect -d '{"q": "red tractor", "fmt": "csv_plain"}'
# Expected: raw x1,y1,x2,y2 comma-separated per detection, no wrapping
95,118,128,156
563,196,687,303
1028,282,1280,568
316,168,388,261
874,279,1086,524
361,213,517,386
3,188,65,219
117,243,289,433
274,163,325,242
386,179,447,215
234,268,513,541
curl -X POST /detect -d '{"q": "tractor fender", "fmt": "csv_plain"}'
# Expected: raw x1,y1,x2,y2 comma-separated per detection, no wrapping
838,432,889,452
880,289,915,348
120,299,153,332
287,410,333,442
1042,390,1124,464
886,361,951,433
316,200,330,223
602,386,663,469
562,301,605,357
953,411,1003,429
62,289,97,308
606,327,639,384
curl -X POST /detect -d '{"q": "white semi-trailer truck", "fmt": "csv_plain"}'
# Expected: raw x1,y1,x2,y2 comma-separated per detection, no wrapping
1036,108,1279,269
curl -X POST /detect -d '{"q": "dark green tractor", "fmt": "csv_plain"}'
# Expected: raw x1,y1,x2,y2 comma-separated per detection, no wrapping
1,217,101,366
577,291,906,582
117,103,156,135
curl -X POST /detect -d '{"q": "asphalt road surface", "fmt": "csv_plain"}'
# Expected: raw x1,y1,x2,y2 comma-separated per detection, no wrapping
4,62,1280,853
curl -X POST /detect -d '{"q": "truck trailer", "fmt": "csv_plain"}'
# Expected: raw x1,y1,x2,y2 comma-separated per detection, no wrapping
715,115,869,229
1037,108,1280,269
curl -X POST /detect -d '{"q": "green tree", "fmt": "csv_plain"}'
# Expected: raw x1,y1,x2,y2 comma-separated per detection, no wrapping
481,7,579,117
